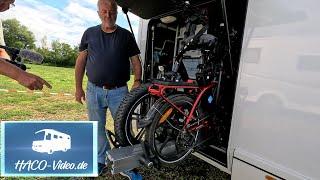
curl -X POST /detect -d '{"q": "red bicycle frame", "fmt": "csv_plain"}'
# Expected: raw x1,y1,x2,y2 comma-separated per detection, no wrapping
148,81,216,129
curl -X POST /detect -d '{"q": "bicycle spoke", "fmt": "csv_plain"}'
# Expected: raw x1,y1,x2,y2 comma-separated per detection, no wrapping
135,128,145,140
166,119,183,132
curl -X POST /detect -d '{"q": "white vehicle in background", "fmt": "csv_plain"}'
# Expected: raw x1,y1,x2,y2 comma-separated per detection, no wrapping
107,0,320,179
32,129,71,154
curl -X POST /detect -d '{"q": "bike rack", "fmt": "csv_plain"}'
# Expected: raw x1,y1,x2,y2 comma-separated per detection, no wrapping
107,142,153,174
107,140,182,173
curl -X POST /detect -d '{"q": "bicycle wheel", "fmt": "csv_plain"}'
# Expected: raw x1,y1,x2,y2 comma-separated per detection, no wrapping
146,94,201,164
115,83,155,146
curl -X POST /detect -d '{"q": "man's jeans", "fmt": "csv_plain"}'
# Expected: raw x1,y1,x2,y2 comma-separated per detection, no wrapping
86,81,128,164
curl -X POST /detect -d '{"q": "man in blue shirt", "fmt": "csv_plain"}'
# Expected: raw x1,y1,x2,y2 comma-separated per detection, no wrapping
75,0,142,179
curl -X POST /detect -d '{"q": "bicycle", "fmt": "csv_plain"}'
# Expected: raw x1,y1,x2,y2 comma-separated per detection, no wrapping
113,1,223,149
143,40,225,163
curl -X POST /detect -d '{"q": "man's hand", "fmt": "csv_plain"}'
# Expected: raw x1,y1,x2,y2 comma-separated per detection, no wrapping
132,80,141,89
17,71,52,90
75,88,86,104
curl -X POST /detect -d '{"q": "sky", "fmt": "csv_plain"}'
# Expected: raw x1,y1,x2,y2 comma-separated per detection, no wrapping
0,0,141,47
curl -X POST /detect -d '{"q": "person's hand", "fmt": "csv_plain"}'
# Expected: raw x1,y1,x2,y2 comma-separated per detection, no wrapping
0,49,11,60
0,0,15,12
131,81,141,89
75,88,86,104
16,71,52,90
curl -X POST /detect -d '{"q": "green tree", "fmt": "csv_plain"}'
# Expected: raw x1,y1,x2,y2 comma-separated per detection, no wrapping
38,40,78,67
2,19,36,49
2,19,78,67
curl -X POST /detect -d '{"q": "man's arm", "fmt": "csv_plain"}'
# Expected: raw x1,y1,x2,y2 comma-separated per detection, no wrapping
130,54,142,89
0,58,51,90
75,50,88,104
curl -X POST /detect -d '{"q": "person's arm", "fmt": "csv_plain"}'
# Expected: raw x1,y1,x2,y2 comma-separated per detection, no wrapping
130,55,142,89
0,58,51,90
75,50,88,104
0,58,20,79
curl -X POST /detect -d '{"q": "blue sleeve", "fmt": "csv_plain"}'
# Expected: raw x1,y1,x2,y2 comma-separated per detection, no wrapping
127,33,140,57
79,29,88,52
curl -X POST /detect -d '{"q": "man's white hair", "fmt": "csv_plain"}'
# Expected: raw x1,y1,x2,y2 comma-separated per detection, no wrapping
97,0,117,11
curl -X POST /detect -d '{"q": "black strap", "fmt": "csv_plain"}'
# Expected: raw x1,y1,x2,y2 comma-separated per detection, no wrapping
122,7,136,40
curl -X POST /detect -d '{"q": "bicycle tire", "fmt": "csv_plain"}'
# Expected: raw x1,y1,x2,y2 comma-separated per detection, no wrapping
114,83,154,146
146,94,201,164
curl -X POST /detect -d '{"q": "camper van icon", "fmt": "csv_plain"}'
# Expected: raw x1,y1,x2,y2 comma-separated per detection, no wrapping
32,129,71,154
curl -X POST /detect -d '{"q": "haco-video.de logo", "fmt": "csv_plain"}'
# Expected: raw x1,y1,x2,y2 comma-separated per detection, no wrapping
1,121,97,177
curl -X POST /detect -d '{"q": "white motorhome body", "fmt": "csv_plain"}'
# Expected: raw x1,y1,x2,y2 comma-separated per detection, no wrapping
229,1,320,179
113,0,320,179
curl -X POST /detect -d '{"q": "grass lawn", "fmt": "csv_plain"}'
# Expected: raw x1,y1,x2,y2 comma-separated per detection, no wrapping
0,63,134,122
0,64,80,94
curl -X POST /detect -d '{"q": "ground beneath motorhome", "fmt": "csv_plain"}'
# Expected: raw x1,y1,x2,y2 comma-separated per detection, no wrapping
99,156,229,179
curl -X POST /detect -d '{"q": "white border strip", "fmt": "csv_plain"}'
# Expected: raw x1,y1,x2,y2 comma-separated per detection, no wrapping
0,89,74,97
1,122,5,176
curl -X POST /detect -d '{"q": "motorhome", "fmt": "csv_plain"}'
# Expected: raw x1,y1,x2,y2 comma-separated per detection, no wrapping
108,0,320,179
